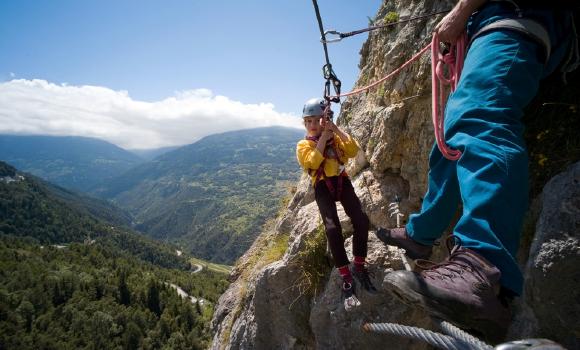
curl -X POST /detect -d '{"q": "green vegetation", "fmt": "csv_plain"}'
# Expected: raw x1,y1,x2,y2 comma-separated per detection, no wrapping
0,235,228,350
289,224,332,299
0,161,184,270
92,127,303,264
277,185,297,216
0,163,107,244
189,257,232,275
262,233,290,265
0,162,16,177
0,160,230,348
383,11,399,24
377,83,386,100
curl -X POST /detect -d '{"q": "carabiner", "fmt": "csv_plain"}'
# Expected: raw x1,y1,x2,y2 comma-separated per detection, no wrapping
321,30,342,44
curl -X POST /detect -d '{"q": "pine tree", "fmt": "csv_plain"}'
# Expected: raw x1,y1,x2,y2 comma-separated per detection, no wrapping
147,280,161,317
118,269,131,306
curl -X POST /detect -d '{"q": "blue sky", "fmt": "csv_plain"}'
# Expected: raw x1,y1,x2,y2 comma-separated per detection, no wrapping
0,1,382,148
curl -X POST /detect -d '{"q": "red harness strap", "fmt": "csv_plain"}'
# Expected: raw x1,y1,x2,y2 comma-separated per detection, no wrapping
306,135,347,201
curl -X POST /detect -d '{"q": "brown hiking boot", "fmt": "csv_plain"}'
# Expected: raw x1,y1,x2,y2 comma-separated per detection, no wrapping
375,227,433,260
382,240,511,343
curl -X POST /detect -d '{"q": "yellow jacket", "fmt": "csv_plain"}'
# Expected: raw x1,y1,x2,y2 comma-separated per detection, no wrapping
296,134,359,185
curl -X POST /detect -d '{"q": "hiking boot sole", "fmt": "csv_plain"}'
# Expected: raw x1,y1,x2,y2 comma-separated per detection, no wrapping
383,271,508,343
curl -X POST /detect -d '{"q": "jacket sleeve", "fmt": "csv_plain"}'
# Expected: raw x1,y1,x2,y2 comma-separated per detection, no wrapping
296,140,324,171
336,134,359,158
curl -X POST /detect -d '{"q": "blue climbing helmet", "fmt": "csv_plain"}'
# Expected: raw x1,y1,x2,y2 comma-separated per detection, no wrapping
302,98,326,117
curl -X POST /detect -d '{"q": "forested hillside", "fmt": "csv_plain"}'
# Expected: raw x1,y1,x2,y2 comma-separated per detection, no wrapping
0,236,228,349
0,161,229,349
93,127,303,263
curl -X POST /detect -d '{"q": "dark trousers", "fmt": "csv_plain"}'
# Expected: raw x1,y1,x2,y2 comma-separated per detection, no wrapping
314,177,369,267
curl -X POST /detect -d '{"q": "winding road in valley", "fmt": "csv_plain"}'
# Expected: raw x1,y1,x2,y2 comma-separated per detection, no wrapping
191,263,203,274
167,283,207,306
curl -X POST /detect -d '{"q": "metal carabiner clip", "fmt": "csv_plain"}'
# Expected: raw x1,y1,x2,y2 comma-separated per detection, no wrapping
321,30,342,44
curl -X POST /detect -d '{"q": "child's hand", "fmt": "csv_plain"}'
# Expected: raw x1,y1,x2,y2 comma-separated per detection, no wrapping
325,120,338,133
321,128,334,142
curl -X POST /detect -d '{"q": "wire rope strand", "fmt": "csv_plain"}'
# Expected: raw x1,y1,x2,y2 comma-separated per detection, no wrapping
362,322,464,350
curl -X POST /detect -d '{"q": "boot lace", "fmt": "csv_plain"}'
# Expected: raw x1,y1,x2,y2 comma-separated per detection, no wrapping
414,236,487,284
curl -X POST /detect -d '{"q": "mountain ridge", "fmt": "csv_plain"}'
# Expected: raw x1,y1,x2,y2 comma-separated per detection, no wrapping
92,126,304,263
0,134,143,192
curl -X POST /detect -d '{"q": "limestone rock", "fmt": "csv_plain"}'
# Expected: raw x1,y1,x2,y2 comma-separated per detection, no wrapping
509,162,580,349
309,235,432,350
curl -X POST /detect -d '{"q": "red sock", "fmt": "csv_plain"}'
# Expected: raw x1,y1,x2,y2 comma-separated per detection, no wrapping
338,265,352,283
354,256,366,272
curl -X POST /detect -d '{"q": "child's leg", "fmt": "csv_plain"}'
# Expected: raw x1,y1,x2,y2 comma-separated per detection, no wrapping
315,180,350,268
339,178,369,260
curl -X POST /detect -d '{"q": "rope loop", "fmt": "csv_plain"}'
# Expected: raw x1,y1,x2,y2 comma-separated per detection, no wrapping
431,31,466,161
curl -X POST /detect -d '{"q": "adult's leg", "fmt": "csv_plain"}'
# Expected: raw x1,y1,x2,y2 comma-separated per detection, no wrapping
444,30,544,295
406,146,461,245
315,180,349,267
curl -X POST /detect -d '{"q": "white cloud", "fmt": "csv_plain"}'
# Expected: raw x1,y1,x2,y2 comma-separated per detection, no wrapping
0,79,302,149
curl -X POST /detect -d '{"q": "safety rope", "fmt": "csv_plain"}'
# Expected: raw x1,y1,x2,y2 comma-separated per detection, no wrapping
362,322,466,350
322,9,450,43
332,43,430,98
435,319,494,350
324,36,464,160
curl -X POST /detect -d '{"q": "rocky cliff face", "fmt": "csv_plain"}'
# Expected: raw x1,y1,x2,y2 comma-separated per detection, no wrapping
210,0,580,349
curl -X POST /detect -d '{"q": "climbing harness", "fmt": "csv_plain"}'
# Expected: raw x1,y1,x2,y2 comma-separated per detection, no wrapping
470,18,551,64
485,0,580,81
305,133,347,201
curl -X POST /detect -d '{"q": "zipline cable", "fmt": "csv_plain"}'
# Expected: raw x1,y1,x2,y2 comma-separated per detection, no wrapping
323,9,450,43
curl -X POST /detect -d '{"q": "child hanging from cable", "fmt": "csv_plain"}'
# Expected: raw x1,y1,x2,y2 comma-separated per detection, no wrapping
296,97,377,311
